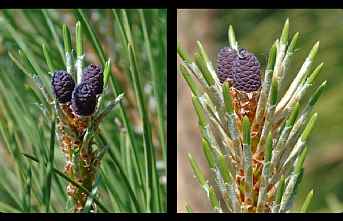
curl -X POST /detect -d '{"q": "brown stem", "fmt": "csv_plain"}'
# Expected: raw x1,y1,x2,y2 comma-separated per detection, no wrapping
57,103,97,212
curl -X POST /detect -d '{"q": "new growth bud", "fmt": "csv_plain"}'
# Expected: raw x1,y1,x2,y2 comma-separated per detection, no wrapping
81,64,104,95
216,47,237,84
51,70,75,103
232,48,261,93
71,82,97,116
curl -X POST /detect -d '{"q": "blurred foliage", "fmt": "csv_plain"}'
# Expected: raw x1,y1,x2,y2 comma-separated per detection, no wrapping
181,9,343,212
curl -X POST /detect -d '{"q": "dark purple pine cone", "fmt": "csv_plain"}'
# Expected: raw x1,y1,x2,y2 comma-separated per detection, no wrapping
232,48,261,92
81,64,104,95
71,83,97,116
216,47,237,84
51,70,75,103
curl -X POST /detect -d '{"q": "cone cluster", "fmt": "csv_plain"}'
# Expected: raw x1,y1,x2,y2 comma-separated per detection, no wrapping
51,64,104,116
216,47,261,92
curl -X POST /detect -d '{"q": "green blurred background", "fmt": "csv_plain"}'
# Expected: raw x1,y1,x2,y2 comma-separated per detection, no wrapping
177,9,343,212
